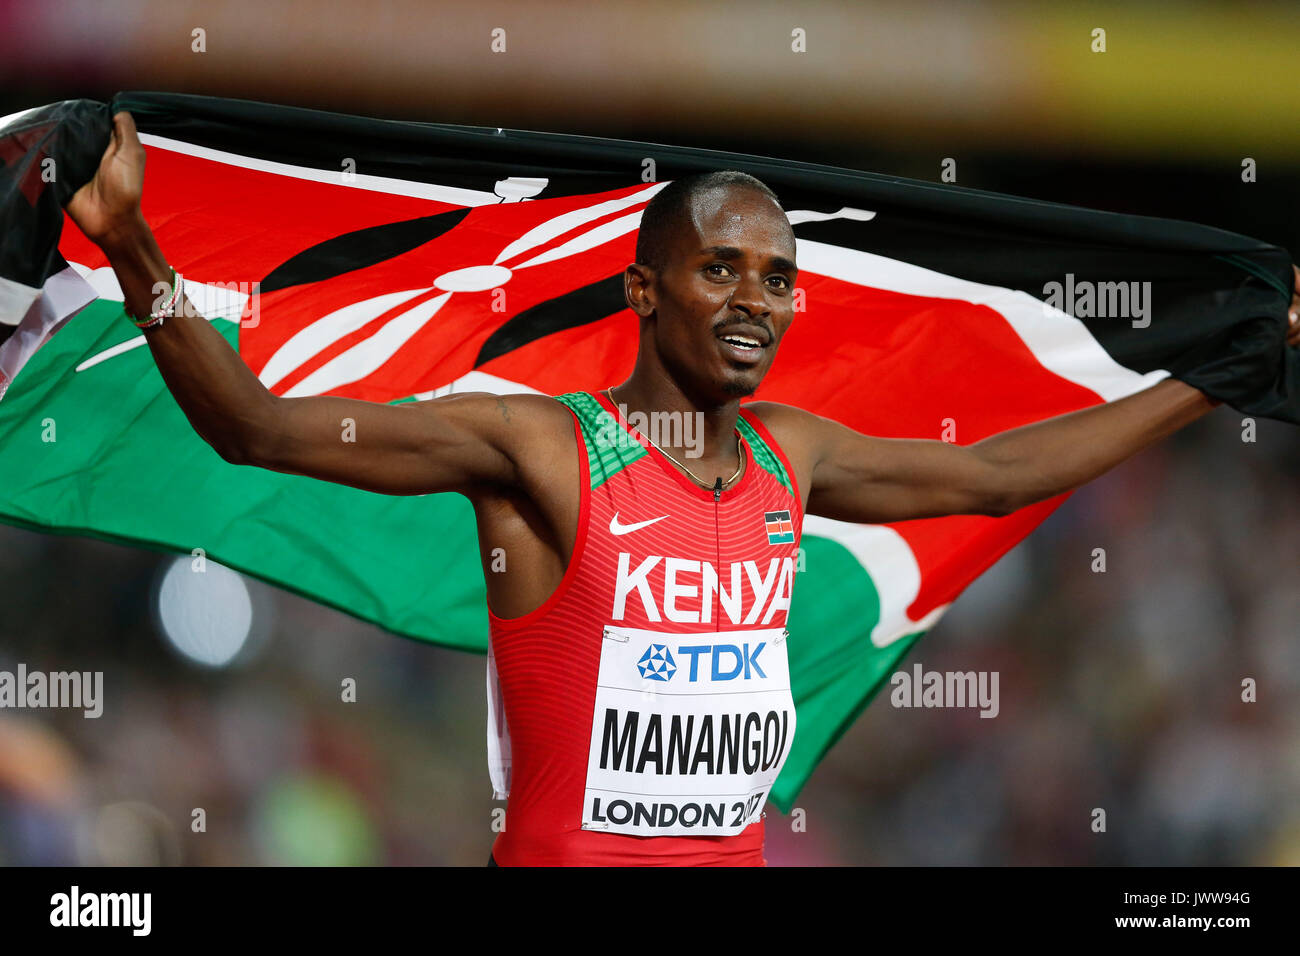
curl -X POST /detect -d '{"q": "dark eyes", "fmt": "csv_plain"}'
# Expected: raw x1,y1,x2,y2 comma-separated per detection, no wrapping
704,263,792,292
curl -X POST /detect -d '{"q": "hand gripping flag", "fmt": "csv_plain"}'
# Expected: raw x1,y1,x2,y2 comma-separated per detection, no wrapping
0,92,1295,810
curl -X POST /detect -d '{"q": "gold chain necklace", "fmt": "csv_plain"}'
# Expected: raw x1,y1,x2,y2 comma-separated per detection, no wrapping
605,387,744,491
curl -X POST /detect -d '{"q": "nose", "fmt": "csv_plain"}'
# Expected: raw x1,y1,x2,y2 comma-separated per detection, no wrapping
727,271,771,318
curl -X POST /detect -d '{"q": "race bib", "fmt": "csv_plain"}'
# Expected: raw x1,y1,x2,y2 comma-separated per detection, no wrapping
581,624,795,837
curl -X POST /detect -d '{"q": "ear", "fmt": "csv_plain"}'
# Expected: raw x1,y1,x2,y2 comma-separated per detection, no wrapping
624,262,656,318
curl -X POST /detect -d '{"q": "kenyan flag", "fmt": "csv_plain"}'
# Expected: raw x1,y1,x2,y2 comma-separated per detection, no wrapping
0,92,1295,810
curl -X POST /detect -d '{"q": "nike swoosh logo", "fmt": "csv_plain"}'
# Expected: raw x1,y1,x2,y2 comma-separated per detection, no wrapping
609,512,669,535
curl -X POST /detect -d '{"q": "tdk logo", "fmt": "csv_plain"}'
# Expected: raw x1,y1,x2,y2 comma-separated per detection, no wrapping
638,642,768,683
637,644,677,681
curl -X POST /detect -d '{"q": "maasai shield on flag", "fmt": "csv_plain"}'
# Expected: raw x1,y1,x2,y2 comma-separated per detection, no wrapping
0,92,1295,810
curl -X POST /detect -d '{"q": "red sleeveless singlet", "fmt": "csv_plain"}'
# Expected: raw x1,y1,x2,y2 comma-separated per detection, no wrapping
486,390,803,866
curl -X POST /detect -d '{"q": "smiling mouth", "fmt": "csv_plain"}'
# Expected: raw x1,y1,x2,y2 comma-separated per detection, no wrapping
716,332,768,365
718,332,764,351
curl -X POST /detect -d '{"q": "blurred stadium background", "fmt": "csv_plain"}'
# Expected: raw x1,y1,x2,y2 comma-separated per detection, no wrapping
1,0,1297,865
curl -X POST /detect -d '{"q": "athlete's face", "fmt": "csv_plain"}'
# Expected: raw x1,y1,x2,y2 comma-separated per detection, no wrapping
633,184,798,401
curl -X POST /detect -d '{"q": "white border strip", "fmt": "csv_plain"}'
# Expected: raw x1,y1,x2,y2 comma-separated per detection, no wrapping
797,238,1169,403
803,517,949,648
0,274,41,326
0,106,41,131
0,265,98,400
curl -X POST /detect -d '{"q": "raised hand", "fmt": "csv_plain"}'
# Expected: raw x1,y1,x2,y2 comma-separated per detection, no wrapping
65,111,147,247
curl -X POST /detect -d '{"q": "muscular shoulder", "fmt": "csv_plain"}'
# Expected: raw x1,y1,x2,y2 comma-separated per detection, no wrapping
742,400,828,501
743,400,816,431
743,400,828,449
410,391,573,437
407,390,577,485
745,399,866,448
446,390,571,420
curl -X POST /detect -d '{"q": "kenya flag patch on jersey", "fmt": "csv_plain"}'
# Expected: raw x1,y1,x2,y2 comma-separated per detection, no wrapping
765,511,795,545
0,91,1295,810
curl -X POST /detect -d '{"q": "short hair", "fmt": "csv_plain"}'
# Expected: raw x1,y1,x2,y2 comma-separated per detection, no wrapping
635,170,782,272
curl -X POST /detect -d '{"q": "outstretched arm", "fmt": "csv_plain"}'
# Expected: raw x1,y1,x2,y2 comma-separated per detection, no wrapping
762,267,1300,524
66,111,563,497
796,378,1215,523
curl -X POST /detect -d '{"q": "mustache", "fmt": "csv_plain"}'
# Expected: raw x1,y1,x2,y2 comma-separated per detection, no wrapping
712,316,774,343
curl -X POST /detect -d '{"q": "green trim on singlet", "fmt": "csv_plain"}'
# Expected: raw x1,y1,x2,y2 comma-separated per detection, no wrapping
554,391,646,490
555,391,794,495
736,415,793,495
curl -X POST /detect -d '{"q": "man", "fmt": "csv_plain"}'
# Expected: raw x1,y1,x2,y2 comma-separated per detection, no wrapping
66,112,1300,866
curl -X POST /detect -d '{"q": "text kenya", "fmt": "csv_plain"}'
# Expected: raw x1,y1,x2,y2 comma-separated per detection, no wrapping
612,553,795,625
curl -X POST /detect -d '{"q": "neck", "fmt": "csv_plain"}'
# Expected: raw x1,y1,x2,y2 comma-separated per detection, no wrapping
607,369,743,464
